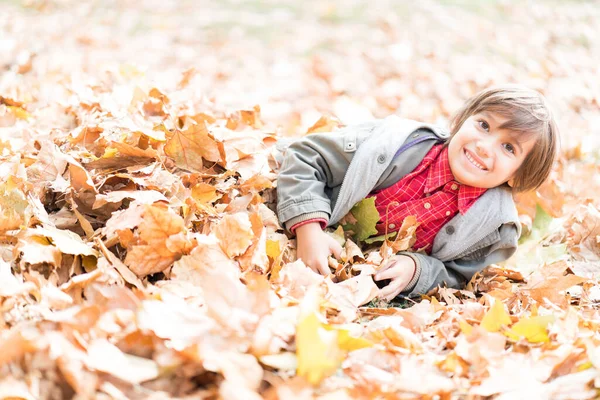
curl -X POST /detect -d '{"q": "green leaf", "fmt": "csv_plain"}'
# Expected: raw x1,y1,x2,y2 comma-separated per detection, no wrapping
519,204,553,244
325,225,346,247
342,197,380,242
363,231,397,244
510,204,567,276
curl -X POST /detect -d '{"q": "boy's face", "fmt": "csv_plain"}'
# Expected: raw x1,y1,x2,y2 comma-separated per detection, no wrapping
447,112,536,189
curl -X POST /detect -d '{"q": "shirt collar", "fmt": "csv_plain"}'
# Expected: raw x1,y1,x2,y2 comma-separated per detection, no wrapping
425,146,487,214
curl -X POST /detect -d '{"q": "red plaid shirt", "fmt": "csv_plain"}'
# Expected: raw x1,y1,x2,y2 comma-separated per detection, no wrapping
371,144,486,253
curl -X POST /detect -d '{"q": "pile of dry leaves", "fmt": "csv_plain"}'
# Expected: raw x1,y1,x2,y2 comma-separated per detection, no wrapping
1,0,600,399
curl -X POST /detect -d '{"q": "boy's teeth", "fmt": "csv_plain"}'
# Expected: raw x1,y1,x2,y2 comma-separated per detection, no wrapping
466,151,485,170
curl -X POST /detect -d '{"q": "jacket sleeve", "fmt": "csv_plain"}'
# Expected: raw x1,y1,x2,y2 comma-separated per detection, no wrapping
399,222,519,297
276,122,377,231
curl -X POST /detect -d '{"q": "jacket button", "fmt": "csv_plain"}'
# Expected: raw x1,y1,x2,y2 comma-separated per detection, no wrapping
446,226,455,235
377,154,386,164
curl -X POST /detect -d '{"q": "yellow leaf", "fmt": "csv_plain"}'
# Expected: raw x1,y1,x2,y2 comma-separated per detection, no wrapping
191,183,220,204
8,106,30,120
459,319,473,335
336,329,373,351
505,315,555,343
296,312,344,385
480,300,511,332
266,240,281,260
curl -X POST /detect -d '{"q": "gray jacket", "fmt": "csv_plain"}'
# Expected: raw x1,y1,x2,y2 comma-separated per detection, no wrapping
276,115,521,297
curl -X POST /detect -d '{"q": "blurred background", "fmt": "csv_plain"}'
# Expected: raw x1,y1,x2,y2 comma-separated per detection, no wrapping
1,0,599,207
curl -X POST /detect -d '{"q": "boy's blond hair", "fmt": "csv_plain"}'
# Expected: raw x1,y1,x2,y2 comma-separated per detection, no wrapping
448,85,559,193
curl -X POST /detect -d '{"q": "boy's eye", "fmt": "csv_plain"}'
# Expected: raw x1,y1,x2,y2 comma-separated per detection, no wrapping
503,143,515,154
478,119,490,132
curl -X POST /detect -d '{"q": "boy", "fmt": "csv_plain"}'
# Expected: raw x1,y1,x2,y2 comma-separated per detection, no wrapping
276,85,558,300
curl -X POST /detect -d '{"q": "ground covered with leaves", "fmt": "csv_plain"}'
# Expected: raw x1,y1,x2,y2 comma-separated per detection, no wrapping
1,0,600,398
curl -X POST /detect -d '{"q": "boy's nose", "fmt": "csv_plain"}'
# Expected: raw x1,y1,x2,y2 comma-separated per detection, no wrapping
476,142,490,158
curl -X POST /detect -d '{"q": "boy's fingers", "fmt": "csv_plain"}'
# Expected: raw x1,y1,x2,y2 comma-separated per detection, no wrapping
329,240,343,259
378,279,404,301
317,259,331,276
374,265,401,281
376,256,400,274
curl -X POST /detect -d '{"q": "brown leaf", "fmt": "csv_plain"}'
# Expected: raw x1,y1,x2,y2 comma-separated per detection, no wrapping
86,141,157,170
523,262,587,307
124,204,192,276
164,123,224,171
306,115,342,134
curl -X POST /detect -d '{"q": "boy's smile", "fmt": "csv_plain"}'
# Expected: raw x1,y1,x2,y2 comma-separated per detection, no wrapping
447,112,536,189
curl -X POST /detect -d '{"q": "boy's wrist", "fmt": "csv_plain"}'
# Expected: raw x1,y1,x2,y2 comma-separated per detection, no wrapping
397,253,421,293
295,221,324,236
286,212,329,232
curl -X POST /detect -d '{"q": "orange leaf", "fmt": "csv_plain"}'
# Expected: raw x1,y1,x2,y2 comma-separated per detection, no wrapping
306,115,341,134
124,204,192,276
213,212,255,258
164,124,224,172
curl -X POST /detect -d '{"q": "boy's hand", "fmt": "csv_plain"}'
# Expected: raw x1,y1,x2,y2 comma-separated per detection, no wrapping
374,255,416,301
295,222,343,276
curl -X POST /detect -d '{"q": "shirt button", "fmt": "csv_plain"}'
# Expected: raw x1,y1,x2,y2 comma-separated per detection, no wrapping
377,154,386,164
389,223,396,229
451,184,459,190
424,202,431,209
445,211,451,216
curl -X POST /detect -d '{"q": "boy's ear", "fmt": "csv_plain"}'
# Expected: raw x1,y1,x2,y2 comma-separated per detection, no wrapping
507,178,514,187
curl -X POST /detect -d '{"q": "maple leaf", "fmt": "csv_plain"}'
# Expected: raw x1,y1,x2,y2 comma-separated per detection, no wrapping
124,204,192,276
523,261,587,307
164,123,225,172
342,197,380,242
213,212,255,258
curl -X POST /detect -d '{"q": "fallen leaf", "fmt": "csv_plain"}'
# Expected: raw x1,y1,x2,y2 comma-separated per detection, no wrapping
86,339,159,384
164,123,224,171
505,315,555,343
29,226,98,257
213,212,254,257
342,197,380,242
124,204,192,276
480,299,512,332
